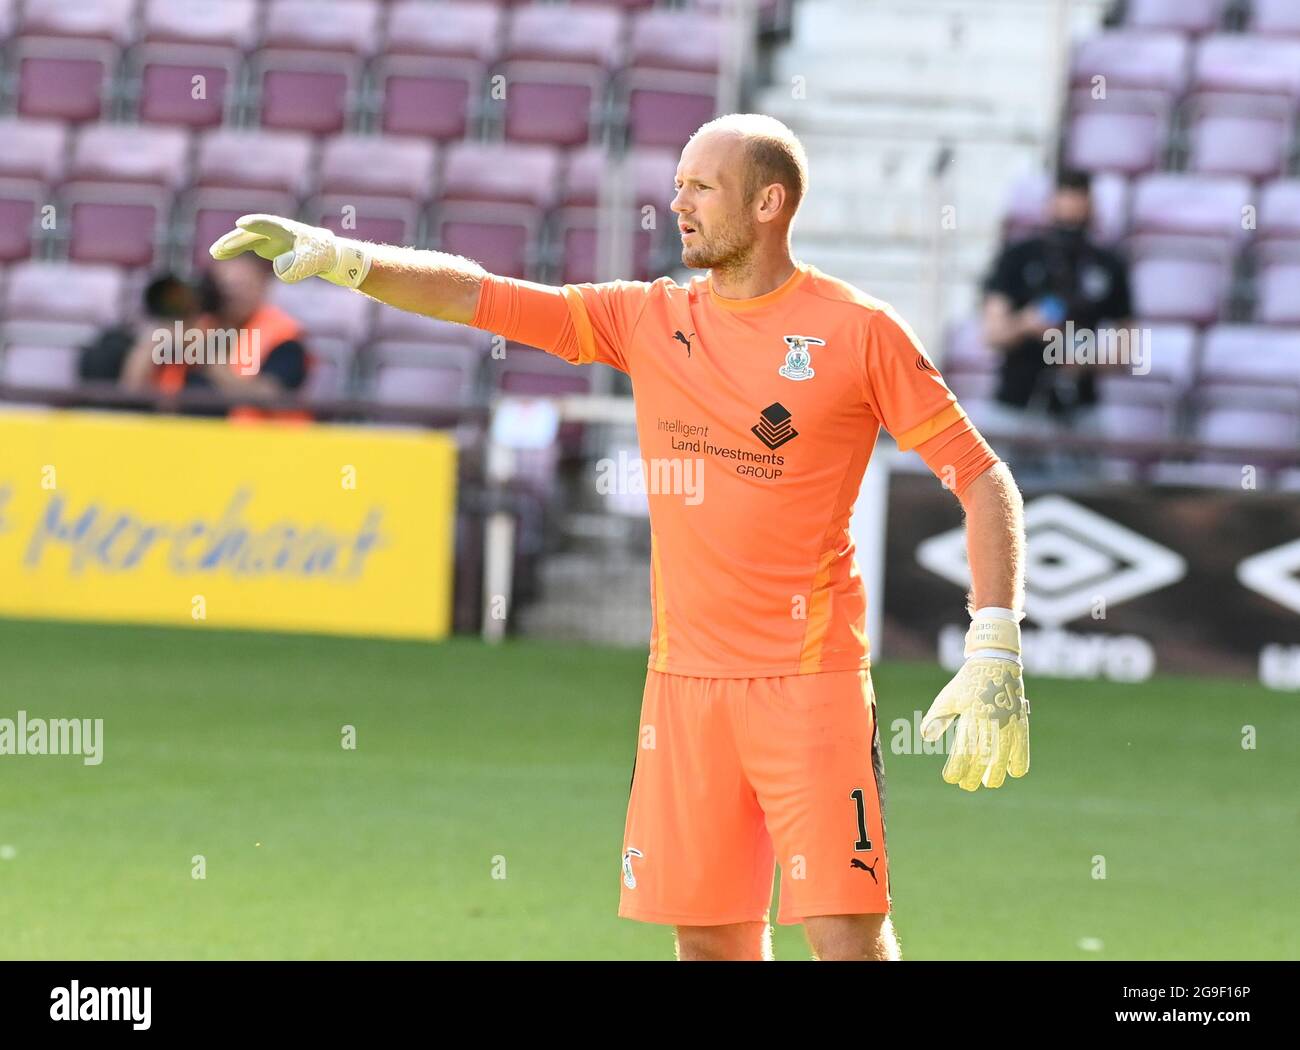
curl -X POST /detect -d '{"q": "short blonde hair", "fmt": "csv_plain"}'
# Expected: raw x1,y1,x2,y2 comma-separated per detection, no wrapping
691,113,809,214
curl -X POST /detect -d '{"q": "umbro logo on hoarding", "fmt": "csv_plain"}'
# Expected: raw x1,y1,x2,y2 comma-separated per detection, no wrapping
915,495,1186,627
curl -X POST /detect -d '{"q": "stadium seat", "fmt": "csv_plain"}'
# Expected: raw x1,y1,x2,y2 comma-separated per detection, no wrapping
181,187,299,273
0,118,67,182
261,0,380,55
560,146,678,209
131,43,240,129
1124,0,1230,34
1194,403,1299,450
1096,323,1199,408
17,0,133,40
1130,256,1231,325
195,129,314,195
1253,263,1300,325
1247,0,1300,37
1070,30,1190,97
432,203,541,279
253,50,359,135
554,214,656,284
1129,173,1254,257
1258,179,1300,245
1065,111,1164,175
68,125,191,191
370,307,490,348
140,0,260,49
369,340,481,408
373,55,482,141
317,135,438,202
0,345,80,390
269,278,375,344
439,142,562,208
300,335,356,400
12,37,116,122
61,183,170,268
311,195,422,250
2,261,125,324
1191,35,1300,110
1096,400,1175,442
1188,112,1290,180
629,10,723,73
0,180,42,263
504,4,624,67
382,0,503,62
499,63,606,147
624,70,718,148
1198,324,1300,389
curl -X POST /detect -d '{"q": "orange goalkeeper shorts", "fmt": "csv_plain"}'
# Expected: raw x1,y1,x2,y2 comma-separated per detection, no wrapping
618,668,891,927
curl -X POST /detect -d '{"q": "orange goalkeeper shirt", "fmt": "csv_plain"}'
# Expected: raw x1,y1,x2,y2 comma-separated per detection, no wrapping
473,261,998,678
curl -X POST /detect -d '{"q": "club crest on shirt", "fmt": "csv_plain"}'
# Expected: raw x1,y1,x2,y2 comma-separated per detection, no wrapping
778,335,825,381
622,847,643,889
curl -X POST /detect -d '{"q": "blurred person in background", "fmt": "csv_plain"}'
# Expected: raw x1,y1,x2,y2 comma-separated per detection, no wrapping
980,169,1132,480
114,257,311,419
79,274,202,388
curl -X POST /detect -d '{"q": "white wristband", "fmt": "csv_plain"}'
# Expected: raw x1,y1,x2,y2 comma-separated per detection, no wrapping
322,239,372,289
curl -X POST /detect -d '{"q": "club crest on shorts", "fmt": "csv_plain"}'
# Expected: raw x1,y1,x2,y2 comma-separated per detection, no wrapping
778,335,825,381
622,847,643,889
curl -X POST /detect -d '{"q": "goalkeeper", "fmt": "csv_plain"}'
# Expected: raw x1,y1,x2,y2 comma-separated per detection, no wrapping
211,114,1029,963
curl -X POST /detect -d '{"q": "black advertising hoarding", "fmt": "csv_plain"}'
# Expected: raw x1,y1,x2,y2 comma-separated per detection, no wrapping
884,474,1300,687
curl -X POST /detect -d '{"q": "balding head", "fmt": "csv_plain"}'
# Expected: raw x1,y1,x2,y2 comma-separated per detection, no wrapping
672,113,809,276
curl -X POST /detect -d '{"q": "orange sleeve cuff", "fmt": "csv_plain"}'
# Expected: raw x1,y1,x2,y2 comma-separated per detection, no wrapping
913,415,1000,496
470,273,583,362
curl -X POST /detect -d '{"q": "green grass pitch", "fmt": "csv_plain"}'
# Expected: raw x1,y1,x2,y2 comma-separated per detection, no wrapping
0,617,1295,960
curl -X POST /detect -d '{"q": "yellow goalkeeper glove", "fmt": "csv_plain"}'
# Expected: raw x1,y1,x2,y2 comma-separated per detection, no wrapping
208,214,372,288
919,607,1030,791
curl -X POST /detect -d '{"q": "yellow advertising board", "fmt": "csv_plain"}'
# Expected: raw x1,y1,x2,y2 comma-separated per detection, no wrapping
0,409,457,640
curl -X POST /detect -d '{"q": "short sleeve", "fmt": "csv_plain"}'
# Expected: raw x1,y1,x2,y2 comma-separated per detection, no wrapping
861,306,966,452
558,280,657,373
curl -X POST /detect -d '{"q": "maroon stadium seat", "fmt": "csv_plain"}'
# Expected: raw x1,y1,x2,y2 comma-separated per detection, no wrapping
1192,35,1300,109
195,129,314,195
310,195,421,247
317,135,438,201
1129,173,1253,255
1195,403,1298,450
1,345,80,390
182,188,299,274
504,4,624,67
1199,324,1300,389
1096,401,1175,442
1248,0,1300,36
0,179,42,263
374,55,482,141
382,0,503,62
261,0,380,55
140,0,260,48
625,70,718,149
1130,256,1231,325
500,63,605,147
17,0,134,42
1253,264,1300,325
1065,111,1164,175
432,203,541,279
554,213,656,284
133,43,239,129
68,125,190,191
269,278,374,343
62,183,171,268
1258,179,1300,243
1096,323,1199,407
3,260,125,323
1188,112,1290,180
0,118,67,182
560,146,678,209
254,50,359,135
1071,30,1190,96
1124,0,1229,34
439,142,561,208
13,37,116,122
629,10,723,73
298,335,355,400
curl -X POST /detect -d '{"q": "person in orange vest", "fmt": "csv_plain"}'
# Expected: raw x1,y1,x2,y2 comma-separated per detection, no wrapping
189,255,314,422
